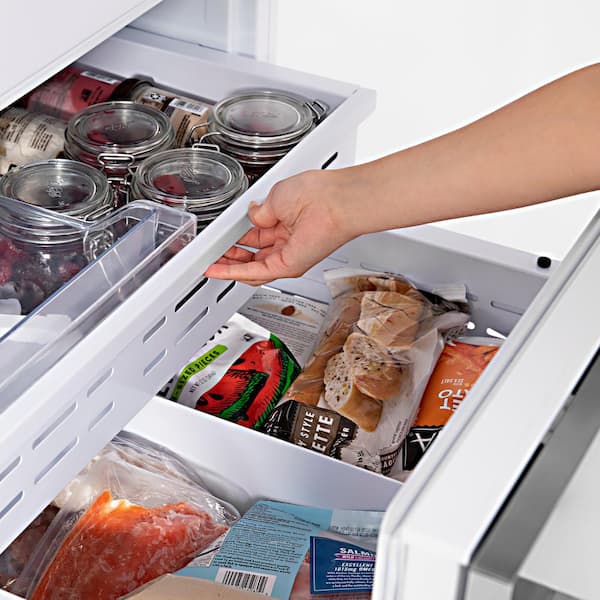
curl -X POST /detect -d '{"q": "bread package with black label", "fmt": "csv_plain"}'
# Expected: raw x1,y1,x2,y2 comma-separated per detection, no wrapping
262,269,470,475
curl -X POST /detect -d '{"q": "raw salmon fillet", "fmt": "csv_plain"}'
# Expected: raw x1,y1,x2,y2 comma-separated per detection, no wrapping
31,490,228,600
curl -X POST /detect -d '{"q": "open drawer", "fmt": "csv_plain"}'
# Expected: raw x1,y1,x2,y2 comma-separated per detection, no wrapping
0,16,375,562
0,212,573,600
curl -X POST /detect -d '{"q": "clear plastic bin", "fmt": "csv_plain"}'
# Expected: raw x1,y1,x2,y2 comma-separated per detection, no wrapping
0,196,196,410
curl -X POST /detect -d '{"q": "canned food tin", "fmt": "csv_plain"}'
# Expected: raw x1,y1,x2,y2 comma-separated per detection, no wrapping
126,83,213,147
19,65,135,122
0,108,66,175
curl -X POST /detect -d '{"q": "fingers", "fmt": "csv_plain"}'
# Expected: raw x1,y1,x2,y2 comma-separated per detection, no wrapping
222,246,255,262
248,200,279,229
204,259,277,284
237,226,277,249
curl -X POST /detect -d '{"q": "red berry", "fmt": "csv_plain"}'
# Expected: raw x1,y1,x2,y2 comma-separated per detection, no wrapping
58,261,82,282
0,238,24,264
0,258,12,285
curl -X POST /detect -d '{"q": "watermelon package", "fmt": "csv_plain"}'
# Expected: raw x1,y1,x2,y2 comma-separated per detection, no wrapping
162,313,301,429
14,434,239,600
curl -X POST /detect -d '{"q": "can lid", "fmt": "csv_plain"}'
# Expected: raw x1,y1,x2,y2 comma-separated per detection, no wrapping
212,89,319,147
131,147,247,213
65,101,174,159
0,159,113,220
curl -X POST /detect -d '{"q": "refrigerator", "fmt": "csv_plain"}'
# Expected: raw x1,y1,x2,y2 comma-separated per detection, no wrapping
0,1,598,598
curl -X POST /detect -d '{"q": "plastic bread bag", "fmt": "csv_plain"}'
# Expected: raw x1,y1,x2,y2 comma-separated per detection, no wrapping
162,313,301,430
15,436,240,600
262,269,470,474
396,336,503,477
177,500,382,600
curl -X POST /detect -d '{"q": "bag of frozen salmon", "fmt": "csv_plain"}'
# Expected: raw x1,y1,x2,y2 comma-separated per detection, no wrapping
14,434,239,600
162,313,301,430
262,269,470,475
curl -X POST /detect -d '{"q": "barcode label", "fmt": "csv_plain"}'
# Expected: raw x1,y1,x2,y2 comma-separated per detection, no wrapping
169,97,210,116
215,567,276,596
80,70,120,85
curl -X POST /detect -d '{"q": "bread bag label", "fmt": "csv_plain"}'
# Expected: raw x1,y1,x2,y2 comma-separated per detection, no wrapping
263,400,357,457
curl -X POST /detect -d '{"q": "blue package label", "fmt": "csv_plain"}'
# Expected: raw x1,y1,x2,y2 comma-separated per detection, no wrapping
310,536,375,595
178,500,382,599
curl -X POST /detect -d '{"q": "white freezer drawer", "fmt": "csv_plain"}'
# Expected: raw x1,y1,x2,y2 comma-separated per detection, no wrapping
0,216,568,600
0,24,374,565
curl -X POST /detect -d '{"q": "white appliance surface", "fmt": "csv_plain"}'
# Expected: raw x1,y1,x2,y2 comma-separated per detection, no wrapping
520,424,600,600
0,1,162,111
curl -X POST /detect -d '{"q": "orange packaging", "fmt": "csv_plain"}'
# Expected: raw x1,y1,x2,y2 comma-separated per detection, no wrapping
399,337,502,472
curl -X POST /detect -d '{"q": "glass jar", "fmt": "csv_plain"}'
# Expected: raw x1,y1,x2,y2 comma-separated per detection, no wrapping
0,108,66,175
0,159,114,220
207,89,327,183
0,200,100,315
131,147,248,231
18,65,138,122
116,81,213,148
63,101,175,205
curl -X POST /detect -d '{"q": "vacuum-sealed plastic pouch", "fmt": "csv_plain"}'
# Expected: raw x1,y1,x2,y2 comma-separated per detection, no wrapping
263,269,470,474
15,434,239,600
397,336,503,473
178,500,382,599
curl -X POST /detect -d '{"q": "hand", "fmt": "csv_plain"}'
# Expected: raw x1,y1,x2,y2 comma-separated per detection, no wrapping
205,170,356,285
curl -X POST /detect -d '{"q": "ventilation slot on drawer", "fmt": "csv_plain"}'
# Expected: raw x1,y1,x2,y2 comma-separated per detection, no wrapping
216,281,236,303
0,457,21,484
175,278,208,312
32,403,77,451
88,401,115,432
143,316,167,343
0,492,23,521
35,438,78,484
490,300,525,316
87,369,114,398
143,349,167,376
321,152,338,169
176,307,209,345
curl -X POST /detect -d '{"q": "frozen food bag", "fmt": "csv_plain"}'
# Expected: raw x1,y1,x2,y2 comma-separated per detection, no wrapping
177,500,382,599
239,287,329,367
0,506,58,591
263,269,470,474
162,313,301,429
53,431,233,512
16,435,239,600
397,336,503,473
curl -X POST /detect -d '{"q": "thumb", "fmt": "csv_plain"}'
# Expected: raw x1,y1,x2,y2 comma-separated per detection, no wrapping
248,199,279,229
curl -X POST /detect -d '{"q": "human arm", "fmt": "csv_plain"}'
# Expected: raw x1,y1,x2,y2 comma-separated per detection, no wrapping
206,63,600,284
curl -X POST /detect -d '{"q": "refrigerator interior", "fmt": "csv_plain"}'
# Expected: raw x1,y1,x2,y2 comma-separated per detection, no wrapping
0,4,597,600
